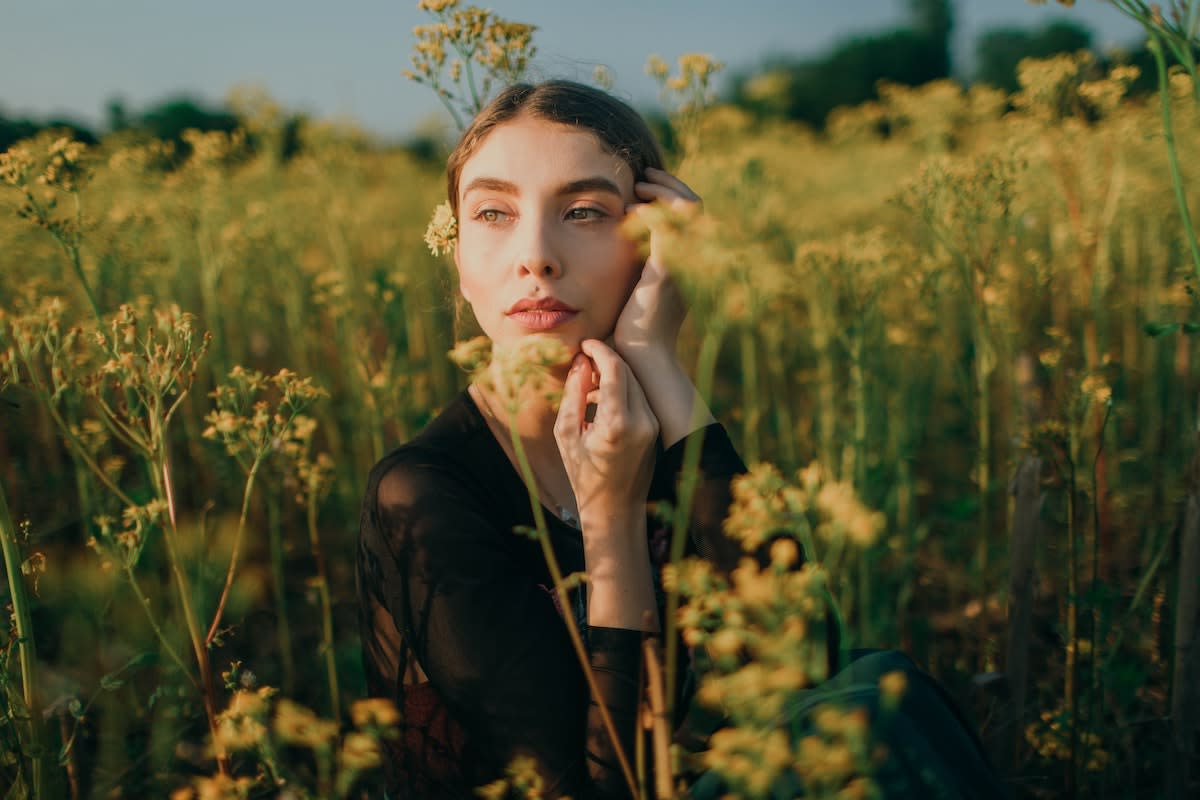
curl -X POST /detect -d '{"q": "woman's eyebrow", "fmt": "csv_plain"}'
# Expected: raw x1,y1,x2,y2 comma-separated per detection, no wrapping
556,176,622,197
461,176,518,197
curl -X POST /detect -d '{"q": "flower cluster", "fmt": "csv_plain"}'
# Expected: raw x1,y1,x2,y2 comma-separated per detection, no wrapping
273,698,339,749
0,295,87,402
0,133,93,252
202,366,327,473
449,333,571,415
0,135,90,194
1025,703,1111,773
213,686,277,753
476,755,550,800
646,53,725,113
666,452,896,795
424,201,458,256
646,52,725,159
169,773,256,800
88,499,169,569
722,461,884,557
172,691,399,799
403,0,537,128
671,547,886,796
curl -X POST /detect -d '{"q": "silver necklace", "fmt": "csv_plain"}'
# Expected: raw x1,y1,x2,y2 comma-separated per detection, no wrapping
471,384,581,530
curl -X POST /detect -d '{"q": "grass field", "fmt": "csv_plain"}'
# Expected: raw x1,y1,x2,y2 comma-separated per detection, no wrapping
2,24,1199,800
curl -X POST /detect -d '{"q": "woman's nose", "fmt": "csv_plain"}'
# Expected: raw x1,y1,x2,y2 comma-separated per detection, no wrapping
514,218,562,279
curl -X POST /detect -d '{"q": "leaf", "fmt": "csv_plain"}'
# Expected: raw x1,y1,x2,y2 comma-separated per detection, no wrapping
99,651,157,691
512,524,544,541
1184,322,1200,334
1143,321,1180,337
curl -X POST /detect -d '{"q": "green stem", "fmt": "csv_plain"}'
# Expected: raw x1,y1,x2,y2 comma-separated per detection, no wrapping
22,185,100,326
152,451,227,775
431,81,466,132
765,331,796,469
63,193,102,325
1148,33,1200,284
267,494,296,694
206,459,261,646
0,478,45,800
307,487,341,721
848,332,872,644
739,327,760,464
504,406,639,798
121,561,199,690
457,44,484,113
664,326,725,722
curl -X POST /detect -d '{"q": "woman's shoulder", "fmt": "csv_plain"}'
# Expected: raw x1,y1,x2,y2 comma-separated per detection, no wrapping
365,389,500,509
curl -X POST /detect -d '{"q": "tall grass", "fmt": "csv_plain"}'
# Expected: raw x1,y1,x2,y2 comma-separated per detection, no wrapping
1,19,1199,797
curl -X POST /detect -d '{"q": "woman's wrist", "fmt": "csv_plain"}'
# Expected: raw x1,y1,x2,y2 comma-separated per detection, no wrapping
618,346,715,447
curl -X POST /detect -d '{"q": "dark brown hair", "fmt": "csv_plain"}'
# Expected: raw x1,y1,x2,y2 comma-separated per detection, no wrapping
445,79,664,216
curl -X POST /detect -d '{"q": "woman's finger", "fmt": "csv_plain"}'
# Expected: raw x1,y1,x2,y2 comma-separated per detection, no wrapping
553,353,591,446
633,181,701,211
643,165,700,201
579,340,629,431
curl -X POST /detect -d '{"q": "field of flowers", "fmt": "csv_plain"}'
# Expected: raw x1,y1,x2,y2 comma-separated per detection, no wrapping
2,3,1199,798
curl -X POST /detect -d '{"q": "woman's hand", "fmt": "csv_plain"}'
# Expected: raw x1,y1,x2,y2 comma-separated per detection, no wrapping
612,167,701,362
554,339,659,524
611,168,715,448
555,339,661,631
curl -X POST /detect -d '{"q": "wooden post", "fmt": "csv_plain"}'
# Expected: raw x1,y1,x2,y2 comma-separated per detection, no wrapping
1168,464,1200,800
999,456,1041,777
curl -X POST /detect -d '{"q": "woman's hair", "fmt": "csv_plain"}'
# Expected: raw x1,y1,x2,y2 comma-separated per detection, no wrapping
445,79,665,216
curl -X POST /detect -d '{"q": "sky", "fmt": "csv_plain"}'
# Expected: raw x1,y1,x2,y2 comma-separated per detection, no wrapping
3,1,1143,140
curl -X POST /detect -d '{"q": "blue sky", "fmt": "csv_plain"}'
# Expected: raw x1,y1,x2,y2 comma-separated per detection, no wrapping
3,1,1140,139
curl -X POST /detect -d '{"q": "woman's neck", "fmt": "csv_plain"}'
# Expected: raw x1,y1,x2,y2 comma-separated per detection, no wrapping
469,377,577,517
470,371,562,440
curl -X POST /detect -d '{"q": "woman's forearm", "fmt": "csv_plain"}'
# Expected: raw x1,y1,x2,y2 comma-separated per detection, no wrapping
580,509,660,632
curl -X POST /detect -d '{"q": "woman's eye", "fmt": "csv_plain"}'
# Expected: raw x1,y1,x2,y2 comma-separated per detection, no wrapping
566,207,604,221
476,208,508,223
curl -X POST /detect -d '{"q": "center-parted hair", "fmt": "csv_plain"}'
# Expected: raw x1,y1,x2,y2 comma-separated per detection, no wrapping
445,80,665,216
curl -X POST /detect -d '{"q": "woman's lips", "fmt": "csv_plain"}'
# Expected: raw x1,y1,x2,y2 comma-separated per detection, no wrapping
507,309,579,330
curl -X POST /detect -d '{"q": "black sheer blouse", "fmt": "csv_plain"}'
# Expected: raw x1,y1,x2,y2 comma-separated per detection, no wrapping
356,389,746,798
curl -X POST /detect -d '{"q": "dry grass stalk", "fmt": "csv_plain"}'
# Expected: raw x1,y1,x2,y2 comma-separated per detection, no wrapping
642,638,674,800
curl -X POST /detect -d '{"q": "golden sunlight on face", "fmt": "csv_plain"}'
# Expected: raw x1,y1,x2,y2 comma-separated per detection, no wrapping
453,116,642,355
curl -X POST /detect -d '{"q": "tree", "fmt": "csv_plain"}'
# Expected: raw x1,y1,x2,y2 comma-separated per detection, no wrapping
974,20,1094,92
728,0,955,128
135,97,239,144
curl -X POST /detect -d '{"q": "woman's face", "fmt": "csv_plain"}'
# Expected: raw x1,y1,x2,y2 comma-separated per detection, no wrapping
454,116,641,357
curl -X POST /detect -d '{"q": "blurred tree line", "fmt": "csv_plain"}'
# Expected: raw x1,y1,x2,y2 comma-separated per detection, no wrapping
0,0,1177,153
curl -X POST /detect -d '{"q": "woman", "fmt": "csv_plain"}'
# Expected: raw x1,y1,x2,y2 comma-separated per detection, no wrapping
357,80,1002,799
357,80,745,798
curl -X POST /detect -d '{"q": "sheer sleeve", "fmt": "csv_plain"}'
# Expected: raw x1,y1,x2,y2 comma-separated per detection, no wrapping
650,423,748,573
358,447,642,798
